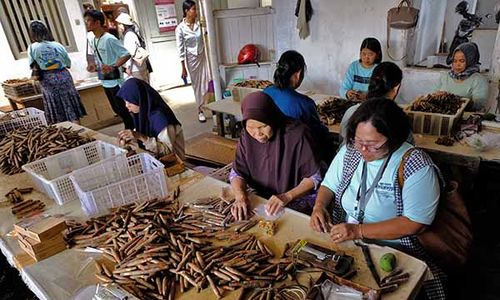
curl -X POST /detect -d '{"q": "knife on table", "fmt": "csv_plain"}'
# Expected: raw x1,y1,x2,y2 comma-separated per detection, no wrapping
355,241,381,287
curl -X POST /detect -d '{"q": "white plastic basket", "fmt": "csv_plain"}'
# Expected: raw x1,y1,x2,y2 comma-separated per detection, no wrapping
22,141,126,205
70,153,167,216
0,108,47,136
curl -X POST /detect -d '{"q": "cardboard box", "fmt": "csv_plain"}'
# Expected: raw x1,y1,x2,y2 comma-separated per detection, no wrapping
160,153,185,177
14,215,67,243
230,86,264,102
18,232,66,262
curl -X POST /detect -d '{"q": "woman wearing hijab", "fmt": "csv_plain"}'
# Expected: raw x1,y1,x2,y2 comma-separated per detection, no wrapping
435,42,489,111
116,78,185,160
230,92,322,221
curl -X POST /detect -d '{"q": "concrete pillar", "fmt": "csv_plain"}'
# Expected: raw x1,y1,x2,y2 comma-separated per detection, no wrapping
200,0,223,101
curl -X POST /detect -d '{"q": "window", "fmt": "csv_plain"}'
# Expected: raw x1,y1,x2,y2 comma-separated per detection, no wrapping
0,0,77,59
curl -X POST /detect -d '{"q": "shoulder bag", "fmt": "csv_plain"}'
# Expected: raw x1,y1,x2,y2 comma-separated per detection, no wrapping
128,31,149,67
132,44,149,67
94,37,121,80
387,0,420,60
398,148,473,270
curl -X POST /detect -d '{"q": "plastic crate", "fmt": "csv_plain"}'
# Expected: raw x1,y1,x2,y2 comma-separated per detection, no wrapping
2,79,38,97
70,153,167,216
405,98,470,136
0,108,47,136
22,141,126,205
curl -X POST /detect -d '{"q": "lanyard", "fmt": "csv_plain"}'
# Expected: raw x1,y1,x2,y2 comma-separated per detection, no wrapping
354,152,393,223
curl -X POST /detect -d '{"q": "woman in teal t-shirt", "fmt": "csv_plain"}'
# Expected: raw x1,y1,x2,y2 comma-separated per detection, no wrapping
28,21,86,124
310,98,446,298
435,42,489,111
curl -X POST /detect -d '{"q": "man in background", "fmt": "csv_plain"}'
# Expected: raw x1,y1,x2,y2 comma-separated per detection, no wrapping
84,9,134,130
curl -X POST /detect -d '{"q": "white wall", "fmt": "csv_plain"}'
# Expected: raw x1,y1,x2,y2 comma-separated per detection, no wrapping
0,0,92,103
273,0,499,110
273,0,407,98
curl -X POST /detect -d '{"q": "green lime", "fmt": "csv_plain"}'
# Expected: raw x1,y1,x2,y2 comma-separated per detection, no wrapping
379,253,396,272
483,113,496,121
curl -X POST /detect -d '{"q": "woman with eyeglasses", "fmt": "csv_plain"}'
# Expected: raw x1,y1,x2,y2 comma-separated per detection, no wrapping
310,98,446,298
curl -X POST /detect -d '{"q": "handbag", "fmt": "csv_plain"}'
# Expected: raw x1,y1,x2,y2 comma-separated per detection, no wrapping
387,0,420,60
132,45,149,67
128,31,149,67
398,148,473,270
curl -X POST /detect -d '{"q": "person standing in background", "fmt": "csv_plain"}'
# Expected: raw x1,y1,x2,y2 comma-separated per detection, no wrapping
175,0,211,123
115,12,152,83
28,21,86,124
84,9,134,130
116,6,143,38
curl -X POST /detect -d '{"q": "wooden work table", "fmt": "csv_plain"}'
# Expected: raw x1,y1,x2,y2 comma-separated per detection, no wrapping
5,79,121,130
75,80,122,130
207,97,500,164
0,123,428,299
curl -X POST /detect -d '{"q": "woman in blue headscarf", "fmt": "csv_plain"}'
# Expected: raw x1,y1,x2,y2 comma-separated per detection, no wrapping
116,78,185,159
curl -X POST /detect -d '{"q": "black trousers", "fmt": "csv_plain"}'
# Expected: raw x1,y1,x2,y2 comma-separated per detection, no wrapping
103,85,134,130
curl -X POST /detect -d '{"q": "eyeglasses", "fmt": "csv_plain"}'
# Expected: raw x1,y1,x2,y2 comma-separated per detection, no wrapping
350,139,388,153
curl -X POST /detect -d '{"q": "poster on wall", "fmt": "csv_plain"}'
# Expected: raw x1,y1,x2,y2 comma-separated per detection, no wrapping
155,0,177,32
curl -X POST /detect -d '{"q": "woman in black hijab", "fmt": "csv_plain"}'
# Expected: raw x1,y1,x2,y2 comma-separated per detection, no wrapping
116,78,185,159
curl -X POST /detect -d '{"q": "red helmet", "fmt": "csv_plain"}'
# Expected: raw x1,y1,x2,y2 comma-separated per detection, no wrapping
238,44,260,64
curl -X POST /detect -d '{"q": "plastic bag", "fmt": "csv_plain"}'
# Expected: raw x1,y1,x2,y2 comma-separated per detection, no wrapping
464,132,500,151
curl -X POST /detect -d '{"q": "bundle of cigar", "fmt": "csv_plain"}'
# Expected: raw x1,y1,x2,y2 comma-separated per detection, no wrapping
11,199,45,219
234,80,273,89
410,92,464,115
317,97,360,125
0,125,93,175
5,187,33,204
66,195,310,299
0,110,30,122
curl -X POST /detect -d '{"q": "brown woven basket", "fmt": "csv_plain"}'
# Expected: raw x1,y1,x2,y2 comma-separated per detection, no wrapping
2,79,38,98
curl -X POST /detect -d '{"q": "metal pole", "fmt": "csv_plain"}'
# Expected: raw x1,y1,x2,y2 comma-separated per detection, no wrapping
200,0,222,101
